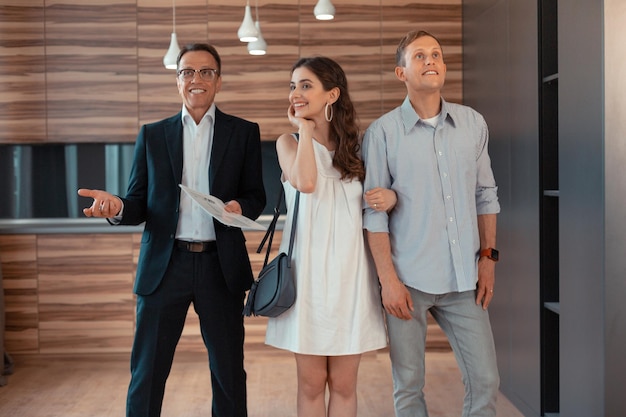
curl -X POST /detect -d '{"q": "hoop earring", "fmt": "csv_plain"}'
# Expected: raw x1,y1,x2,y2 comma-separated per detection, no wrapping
325,103,334,122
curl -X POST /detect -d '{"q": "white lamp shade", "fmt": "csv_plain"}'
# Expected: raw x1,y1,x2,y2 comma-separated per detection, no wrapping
237,4,259,42
163,33,180,69
247,21,267,55
314,0,335,20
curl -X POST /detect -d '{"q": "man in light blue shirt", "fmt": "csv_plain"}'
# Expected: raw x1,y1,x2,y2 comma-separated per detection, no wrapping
363,30,501,417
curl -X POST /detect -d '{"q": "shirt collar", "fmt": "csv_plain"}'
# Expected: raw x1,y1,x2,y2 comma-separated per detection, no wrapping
181,103,216,127
400,96,455,134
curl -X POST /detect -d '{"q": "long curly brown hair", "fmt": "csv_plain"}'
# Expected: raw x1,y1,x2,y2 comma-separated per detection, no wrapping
292,57,365,182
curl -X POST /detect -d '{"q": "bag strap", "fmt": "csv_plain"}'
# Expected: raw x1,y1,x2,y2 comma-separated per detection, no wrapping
256,132,302,268
285,191,300,268
256,184,300,268
256,185,283,265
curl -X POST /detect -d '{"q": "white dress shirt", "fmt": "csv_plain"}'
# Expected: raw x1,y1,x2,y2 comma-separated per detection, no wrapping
175,104,217,242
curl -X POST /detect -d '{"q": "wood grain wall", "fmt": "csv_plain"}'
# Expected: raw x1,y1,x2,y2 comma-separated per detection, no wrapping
0,230,280,354
0,0,462,144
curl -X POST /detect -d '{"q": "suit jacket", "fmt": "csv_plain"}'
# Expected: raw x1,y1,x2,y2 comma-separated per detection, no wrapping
118,108,266,296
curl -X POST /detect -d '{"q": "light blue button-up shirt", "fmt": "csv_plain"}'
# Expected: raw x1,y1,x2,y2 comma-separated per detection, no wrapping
362,96,500,294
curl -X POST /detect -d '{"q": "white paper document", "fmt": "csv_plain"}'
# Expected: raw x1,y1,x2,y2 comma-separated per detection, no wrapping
179,184,266,231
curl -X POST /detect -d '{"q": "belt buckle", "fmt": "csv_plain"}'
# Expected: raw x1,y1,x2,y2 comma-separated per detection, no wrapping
188,241,204,252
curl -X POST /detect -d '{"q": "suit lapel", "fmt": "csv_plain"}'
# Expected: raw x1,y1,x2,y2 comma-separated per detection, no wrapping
164,112,184,185
210,108,232,187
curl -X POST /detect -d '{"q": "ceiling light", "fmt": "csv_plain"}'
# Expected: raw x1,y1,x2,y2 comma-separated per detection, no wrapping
237,1,259,42
163,0,181,69
248,0,267,55
248,21,267,55
314,0,335,20
163,34,181,69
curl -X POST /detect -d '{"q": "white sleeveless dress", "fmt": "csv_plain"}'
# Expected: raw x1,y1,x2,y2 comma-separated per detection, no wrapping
265,139,387,355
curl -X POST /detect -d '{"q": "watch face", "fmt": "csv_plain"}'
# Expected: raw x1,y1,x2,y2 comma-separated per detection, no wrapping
490,249,499,261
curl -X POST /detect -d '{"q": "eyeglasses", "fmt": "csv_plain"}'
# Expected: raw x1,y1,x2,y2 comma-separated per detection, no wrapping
177,68,219,81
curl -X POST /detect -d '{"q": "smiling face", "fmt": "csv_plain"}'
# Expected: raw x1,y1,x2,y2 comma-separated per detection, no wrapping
395,34,447,95
289,66,337,121
176,50,222,123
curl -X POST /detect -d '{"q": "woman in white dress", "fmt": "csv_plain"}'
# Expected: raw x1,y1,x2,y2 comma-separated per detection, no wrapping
264,56,392,417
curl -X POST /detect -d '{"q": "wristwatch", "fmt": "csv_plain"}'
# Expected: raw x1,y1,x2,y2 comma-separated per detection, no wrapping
480,248,499,262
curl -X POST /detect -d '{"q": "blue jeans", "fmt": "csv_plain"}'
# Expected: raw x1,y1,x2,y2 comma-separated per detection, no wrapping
387,288,499,417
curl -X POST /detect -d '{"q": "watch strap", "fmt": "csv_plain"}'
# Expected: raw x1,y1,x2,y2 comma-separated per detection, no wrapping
480,248,499,261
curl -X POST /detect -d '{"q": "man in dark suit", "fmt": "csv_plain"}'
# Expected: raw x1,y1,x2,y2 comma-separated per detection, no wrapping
78,43,266,417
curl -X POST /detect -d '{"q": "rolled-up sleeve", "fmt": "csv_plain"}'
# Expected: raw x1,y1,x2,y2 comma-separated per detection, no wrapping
474,117,501,215
362,122,392,234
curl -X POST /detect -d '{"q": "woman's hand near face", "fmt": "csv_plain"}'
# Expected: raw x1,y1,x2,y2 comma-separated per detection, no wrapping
287,105,315,132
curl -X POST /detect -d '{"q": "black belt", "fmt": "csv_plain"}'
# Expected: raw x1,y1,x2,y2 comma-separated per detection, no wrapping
175,240,217,253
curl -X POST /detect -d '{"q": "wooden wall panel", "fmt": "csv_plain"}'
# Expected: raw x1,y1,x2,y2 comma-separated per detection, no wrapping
37,234,135,353
0,0,461,144
0,234,39,353
0,1,47,143
44,0,139,143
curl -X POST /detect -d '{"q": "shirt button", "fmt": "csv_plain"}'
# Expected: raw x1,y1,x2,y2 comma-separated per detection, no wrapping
446,195,451,200
449,217,454,222
443,173,448,178
438,151,443,156
452,240,457,244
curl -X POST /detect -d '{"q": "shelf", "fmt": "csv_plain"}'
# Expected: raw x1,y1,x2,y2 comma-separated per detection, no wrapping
543,190,560,197
544,302,560,314
543,73,559,83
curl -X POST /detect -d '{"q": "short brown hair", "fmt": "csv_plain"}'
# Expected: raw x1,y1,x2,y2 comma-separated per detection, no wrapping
395,30,443,66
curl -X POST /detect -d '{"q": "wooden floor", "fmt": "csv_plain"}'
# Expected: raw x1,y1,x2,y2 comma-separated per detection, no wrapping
0,344,524,417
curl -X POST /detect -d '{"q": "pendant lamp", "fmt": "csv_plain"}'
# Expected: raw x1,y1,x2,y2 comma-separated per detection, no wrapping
248,21,267,55
314,0,335,20
248,0,267,55
237,0,259,42
163,0,181,69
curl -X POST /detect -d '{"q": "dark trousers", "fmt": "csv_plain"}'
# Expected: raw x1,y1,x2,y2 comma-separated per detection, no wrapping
126,246,247,417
